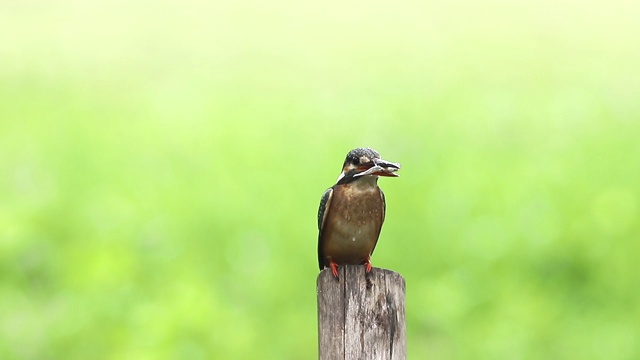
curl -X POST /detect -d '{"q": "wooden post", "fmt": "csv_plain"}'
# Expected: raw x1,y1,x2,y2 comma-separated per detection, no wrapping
317,265,406,360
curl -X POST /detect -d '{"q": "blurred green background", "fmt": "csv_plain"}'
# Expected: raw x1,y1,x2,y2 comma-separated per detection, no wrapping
2,0,639,359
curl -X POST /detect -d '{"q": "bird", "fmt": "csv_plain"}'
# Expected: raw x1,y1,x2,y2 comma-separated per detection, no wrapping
317,147,400,278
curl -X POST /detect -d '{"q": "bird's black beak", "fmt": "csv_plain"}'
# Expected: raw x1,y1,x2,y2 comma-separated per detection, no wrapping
354,158,401,178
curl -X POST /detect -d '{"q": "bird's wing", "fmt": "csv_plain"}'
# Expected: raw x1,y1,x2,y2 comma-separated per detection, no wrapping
317,187,333,270
380,188,386,224
370,188,386,257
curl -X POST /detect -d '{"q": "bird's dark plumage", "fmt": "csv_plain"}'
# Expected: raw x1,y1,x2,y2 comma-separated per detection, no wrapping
317,188,333,269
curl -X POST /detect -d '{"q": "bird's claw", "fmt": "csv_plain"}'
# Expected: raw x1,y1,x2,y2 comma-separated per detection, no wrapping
329,259,339,278
364,257,373,273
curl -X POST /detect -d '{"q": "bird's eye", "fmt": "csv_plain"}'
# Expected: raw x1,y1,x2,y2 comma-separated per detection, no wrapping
351,157,359,165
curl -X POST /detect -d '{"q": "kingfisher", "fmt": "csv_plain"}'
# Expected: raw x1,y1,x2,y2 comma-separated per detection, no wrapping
317,148,401,278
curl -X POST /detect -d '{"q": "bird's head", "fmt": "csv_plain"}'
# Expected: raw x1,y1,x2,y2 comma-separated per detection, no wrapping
335,147,401,185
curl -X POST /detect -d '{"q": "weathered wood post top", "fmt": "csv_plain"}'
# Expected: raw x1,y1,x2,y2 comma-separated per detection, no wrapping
317,265,406,360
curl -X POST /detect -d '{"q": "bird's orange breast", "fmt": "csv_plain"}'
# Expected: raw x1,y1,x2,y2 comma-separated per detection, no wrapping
320,184,384,266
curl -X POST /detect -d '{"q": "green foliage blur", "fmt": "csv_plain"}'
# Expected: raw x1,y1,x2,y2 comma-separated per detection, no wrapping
2,0,639,359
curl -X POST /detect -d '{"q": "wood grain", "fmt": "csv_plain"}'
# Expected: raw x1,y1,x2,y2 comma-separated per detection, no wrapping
317,266,406,360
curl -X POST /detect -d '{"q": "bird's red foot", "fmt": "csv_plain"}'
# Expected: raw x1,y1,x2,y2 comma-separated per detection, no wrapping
364,257,373,273
329,259,339,278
